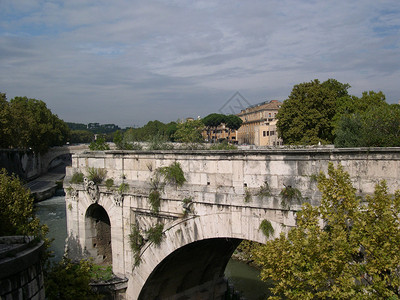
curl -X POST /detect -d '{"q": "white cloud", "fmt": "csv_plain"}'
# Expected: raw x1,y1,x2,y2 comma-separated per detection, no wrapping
1,0,399,126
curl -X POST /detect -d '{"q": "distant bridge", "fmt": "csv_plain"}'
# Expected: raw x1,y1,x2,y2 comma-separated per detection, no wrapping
64,148,400,299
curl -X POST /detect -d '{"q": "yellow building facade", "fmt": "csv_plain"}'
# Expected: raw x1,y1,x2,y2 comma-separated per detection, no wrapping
237,100,283,146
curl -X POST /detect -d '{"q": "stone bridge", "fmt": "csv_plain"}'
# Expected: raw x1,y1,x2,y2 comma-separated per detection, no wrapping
64,148,400,299
41,144,89,172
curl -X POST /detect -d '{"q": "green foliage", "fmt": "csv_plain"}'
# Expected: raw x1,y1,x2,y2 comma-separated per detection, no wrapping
158,162,186,187
173,119,204,144
244,188,252,202
0,94,70,153
45,258,101,300
254,163,400,299
89,136,110,150
118,183,129,193
69,130,93,143
129,224,143,266
183,196,193,205
90,264,113,282
259,219,274,238
335,103,400,147
234,240,263,265
0,168,48,238
68,203,72,211
146,223,164,246
256,181,271,198
210,140,238,150
202,113,226,142
87,167,107,184
70,172,84,184
148,134,173,150
276,79,350,145
280,185,302,209
105,178,114,190
149,190,161,213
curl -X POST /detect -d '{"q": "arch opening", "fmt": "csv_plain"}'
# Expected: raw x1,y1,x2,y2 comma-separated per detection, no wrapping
85,203,112,266
138,238,242,300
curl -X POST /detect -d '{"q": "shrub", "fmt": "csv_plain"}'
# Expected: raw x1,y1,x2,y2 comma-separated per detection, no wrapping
70,172,84,184
147,223,164,246
45,258,101,300
280,185,302,209
118,183,129,193
210,140,237,150
90,264,113,282
105,178,114,190
147,134,173,150
89,137,110,151
158,162,186,187
259,219,274,238
244,188,252,202
149,190,161,213
256,181,271,198
129,224,143,266
87,167,107,184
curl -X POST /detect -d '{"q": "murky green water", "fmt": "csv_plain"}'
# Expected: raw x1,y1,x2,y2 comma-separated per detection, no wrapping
36,195,270,299
224,259,272,299
35,194,67,262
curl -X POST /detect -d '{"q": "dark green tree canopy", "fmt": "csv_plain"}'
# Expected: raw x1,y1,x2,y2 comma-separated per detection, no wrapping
0,94,70,153
254,163,400,299
276,79,350,145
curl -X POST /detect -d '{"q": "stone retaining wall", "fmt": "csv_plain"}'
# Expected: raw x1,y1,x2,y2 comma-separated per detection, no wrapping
0,236,46,300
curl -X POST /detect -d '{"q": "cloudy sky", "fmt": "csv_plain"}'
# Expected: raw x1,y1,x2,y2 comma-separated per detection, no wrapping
1,1,399,127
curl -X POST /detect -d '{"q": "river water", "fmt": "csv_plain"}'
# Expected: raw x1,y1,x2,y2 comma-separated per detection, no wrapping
35,194,271,299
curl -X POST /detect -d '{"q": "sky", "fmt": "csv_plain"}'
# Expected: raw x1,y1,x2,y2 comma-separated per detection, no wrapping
1,0,399,128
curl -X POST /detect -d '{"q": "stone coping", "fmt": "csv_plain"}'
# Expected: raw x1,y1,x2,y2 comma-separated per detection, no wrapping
0,236,45,279
73,147,400,157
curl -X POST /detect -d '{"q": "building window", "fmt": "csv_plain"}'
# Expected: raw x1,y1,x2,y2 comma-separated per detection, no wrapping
270,131,275,136
263,131,266,137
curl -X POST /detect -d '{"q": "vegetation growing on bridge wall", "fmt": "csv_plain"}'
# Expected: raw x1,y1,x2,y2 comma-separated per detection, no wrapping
147,162,187,214
87,167,107,184
118,182,129,194
129,224,144,266
158,162,186,187
256,181,271,198
280,185,302,209
244,188,252,202
147,223,164,246
70,172,84,184
259,219,274,238
105,178,114,190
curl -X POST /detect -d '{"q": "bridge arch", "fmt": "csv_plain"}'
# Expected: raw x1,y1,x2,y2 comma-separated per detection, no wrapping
85,203,112,265
129,212,288,299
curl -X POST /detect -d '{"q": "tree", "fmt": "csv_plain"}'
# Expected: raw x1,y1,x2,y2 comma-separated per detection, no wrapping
202,113,225,142
276,79,350,145
0,93,12,148
70,130,94,144
45,258,101,300
173,119,204,144
89,136,110,150
224,115,243,140
1,96,70,153
335,100,400,148
253,163,400,299
0,168,47,237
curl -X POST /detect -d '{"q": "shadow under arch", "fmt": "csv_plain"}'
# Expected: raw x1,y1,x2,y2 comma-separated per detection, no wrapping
85,203,112,266
130,212,286,299
138,237,242,300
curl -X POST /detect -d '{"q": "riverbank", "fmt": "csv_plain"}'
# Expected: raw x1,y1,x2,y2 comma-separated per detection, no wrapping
25,164,66,201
